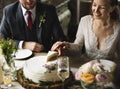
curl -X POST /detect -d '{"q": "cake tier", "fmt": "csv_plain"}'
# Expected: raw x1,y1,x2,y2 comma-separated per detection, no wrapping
23,56,60,83
17,69,74,89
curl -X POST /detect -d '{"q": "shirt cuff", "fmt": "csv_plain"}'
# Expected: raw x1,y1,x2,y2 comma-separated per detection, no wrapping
18,41,24,49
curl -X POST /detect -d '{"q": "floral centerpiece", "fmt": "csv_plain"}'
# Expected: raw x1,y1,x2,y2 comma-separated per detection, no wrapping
75,59,116,89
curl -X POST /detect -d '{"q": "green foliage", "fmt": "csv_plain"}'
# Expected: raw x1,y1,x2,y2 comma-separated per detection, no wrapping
0,38,18,65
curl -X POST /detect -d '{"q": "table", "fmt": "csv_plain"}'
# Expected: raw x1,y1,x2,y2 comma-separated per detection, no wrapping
1,51,119,89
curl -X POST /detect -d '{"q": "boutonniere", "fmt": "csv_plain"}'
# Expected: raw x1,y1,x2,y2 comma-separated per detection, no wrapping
39,13,46,28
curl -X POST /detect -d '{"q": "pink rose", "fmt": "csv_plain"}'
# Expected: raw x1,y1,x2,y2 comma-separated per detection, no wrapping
75,71,82,80
95,72,111,82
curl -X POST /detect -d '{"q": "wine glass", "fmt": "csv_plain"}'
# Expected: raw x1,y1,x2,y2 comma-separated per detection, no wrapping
57,56,69,89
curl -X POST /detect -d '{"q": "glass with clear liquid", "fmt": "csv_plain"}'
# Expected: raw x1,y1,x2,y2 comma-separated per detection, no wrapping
57,56,69,89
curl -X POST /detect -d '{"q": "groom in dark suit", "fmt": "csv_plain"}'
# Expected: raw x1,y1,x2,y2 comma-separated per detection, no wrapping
0,0,66,52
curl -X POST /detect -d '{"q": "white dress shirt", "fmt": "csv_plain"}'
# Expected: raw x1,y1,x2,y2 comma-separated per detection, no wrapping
18,5,36,49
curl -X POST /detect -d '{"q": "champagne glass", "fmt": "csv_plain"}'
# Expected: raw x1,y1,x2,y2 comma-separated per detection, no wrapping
57,56,69,89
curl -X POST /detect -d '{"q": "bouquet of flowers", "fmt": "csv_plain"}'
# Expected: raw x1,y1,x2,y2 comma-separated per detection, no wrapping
75,59,116,89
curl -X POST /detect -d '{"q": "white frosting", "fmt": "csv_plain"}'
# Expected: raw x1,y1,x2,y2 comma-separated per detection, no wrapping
23,56,61,83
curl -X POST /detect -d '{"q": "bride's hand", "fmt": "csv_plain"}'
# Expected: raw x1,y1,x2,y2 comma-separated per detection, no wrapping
51,41,69,56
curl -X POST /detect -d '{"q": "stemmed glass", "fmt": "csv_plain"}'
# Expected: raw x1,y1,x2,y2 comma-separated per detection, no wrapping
57,56,69,89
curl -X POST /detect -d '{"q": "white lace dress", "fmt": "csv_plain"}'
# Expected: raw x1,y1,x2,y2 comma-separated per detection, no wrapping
68,15,120,60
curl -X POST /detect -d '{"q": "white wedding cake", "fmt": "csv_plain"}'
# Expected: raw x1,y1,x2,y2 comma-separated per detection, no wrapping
23,51,60,83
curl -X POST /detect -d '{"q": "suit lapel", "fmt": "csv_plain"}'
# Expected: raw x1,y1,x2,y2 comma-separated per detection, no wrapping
16,3,26,35
35,2,45,44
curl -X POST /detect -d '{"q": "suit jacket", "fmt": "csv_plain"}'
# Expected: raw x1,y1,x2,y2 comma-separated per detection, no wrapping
0,1,66,52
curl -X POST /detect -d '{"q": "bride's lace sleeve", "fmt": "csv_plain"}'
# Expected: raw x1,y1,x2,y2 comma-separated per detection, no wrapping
66,17,85,56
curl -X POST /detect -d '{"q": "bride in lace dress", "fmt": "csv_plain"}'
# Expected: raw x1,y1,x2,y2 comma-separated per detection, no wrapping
51,0,120,61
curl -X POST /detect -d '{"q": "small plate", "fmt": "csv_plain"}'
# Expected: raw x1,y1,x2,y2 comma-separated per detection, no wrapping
14,49,32,60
